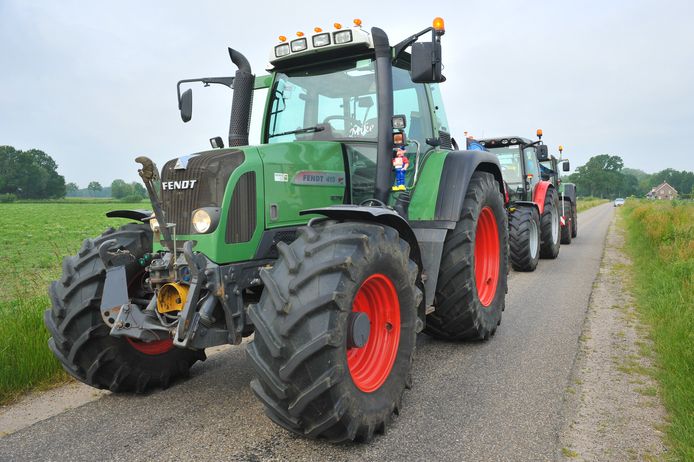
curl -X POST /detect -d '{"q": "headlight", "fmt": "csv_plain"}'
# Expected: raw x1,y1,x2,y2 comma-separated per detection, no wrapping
149,218,160,232
312,33,330,47
290,38,307,52
192,209,212,233
333,30,353,44
275,43,290,58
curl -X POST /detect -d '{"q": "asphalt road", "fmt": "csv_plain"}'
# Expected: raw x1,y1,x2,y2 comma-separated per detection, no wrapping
0,203,615,462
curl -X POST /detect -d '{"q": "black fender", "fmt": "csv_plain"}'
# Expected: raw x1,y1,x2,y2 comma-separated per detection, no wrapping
105,209,153,222
563,183,577,205
301,205,426,330
435,150,504,223
301,205,421,270
512,200,540,214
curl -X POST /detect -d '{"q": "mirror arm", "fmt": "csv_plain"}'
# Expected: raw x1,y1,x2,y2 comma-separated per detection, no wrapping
176,77,235,107
393,26,434,59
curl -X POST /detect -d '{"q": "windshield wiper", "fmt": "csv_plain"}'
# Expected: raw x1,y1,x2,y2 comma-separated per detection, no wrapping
268,125,325,138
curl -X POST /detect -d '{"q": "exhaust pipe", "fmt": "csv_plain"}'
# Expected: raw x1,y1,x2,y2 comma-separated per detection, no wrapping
371,28,394,204
228,48,254,147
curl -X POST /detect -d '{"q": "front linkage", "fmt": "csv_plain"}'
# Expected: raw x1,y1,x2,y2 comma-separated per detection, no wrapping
98,236,268,350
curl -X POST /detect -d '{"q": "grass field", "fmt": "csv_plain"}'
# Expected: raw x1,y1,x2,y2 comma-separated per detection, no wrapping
0,203,142,404
622,200,694,461
576,197,610,212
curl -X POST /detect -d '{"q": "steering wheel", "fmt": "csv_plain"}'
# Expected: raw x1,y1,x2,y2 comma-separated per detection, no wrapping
322,115,361,130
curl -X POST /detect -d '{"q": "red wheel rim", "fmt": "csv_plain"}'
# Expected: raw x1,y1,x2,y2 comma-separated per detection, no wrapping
474,206,500,307
126,337,174,355
347,274,401,393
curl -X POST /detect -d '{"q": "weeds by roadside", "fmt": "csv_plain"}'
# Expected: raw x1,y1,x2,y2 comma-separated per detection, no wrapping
622,199,694,461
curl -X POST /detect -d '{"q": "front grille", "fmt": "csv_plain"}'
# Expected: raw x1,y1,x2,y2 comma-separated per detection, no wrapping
160,150,244,234
226,171,256,243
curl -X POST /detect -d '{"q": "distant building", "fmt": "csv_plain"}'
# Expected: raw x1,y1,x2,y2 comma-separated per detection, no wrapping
647,182,678,200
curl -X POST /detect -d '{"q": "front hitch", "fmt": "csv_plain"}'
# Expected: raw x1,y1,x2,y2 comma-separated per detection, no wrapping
98,240,170,342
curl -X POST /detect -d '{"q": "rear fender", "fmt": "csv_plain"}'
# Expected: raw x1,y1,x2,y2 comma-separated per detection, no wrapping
435,150,504,223
532,181,553,215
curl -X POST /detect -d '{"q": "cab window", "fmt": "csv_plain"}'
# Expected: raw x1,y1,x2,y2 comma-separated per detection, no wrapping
392,66,433,153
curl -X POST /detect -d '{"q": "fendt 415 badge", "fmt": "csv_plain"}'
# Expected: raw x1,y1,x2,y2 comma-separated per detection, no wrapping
45,18,509,442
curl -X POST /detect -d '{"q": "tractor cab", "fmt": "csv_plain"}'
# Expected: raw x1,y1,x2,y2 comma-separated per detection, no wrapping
479,136,543,202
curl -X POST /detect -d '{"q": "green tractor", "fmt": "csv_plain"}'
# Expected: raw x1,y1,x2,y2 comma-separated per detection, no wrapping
539,145,576,244
479,130,561,272
45,19,508,442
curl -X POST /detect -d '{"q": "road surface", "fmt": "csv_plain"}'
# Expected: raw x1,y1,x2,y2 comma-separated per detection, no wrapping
0,203,615,461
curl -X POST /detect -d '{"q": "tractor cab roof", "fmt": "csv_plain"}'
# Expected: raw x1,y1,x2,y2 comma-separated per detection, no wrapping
478,136,533,148
268,22,374,71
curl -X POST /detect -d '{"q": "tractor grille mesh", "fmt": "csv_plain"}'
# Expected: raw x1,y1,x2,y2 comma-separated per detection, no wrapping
226,171,256,243
160,150,244,235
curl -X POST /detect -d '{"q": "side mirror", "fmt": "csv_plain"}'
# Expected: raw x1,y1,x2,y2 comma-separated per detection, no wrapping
179,88,193,122
411,41,444,83
562,160,570,171
536,144,549,161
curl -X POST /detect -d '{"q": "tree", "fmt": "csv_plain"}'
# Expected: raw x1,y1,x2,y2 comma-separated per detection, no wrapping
568,154,625,198
110,179,132,199
66,182,79,194
132,182,146,199
87,181,102,196
0,145,66,199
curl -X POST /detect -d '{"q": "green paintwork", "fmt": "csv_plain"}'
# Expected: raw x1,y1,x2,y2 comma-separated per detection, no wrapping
258,141,346,227
408,150,448,221
153,141,347,264
153,146,265,264
254,75,272,89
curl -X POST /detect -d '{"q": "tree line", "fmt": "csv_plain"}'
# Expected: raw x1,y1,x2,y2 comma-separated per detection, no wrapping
0,146,66,200
1,145,147,202
566,154,694,199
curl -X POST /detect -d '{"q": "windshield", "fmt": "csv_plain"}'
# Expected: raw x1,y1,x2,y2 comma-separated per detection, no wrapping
488,146,523,185
266,59,378,143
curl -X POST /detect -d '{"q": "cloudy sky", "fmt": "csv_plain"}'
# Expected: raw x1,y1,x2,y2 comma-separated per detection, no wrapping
1,0,693,186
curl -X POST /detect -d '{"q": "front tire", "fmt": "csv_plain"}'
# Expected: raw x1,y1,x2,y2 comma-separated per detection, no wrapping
509,205,540,272
539,187,561,259
425,171,508,340
560,200,572,245
44,224,204,392
247,221,420,442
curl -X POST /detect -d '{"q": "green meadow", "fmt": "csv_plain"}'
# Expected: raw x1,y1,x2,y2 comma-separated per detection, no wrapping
0,202,143,403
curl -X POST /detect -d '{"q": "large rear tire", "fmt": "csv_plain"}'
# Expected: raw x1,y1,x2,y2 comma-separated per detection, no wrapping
247,221,420,442
44,224,204,392
509,205,540,272
539,187,561,259
560,200,572,245
571,203,578,238
425,171,508,340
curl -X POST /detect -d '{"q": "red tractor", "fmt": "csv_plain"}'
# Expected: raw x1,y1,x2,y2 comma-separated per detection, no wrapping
539,145,576,244
479,130,560,271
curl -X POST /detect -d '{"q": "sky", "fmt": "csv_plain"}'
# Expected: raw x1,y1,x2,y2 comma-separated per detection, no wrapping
1,0,693,186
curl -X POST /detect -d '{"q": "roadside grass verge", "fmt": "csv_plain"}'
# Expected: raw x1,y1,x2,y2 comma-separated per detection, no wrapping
576,197,609,212
0,203,140,404
622,200,694,460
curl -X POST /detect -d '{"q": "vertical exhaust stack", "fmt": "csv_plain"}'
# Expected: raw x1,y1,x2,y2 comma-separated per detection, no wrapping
228,48,255,147
371,28,394,204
